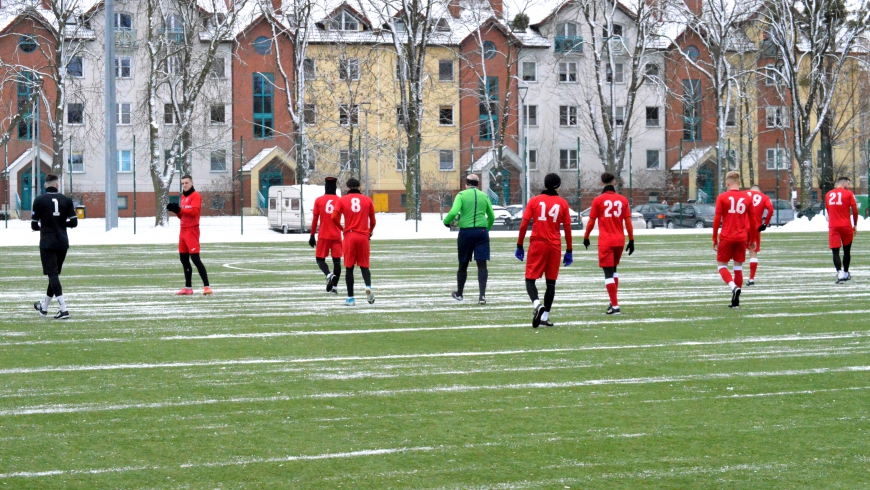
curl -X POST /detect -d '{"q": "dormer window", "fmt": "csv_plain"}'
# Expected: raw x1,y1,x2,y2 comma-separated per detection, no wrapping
394,19,406,32
330,10,359,31
436,18,450,32
603,24,623,38
557,22,577,37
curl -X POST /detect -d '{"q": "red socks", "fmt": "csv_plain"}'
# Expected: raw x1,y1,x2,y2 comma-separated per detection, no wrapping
734,269,743,288
750,260,758,280
718,267,733,285
605,279,618,306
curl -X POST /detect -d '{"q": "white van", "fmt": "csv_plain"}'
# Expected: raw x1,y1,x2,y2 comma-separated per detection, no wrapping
267,185,338,234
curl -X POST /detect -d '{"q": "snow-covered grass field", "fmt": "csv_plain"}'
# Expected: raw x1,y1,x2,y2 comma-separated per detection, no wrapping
1,230,868,488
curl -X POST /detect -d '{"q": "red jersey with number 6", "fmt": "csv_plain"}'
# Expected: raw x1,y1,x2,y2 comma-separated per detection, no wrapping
331,191,376,236
713,189,759,243
518,193,573,249
825,188,858,229
311,194,343,241
586,190,633,248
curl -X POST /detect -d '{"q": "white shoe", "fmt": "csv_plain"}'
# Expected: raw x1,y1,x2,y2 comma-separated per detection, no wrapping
365,286,375,304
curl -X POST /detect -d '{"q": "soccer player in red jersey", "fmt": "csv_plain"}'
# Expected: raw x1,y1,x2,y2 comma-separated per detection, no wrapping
309,177,343,293
825,176,859,283
582,172,634,315
713,171,758,308
166,175,212,296
515,173,574,328
745,185,774,286
331,178,377,306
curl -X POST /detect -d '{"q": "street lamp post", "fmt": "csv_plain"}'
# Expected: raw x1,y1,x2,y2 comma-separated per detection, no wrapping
105,0,118,230
518,85,528,203
359,102,371,195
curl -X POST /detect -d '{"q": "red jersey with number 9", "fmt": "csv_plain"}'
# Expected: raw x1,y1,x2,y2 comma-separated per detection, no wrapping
518,193,573,249
714,189,758,243
824,188,858,229
331,191,376,236
312,194,343,240
588,190,633,248
746,189,774,226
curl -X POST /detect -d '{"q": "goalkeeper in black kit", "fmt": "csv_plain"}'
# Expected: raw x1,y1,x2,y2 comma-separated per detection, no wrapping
31,174,77,319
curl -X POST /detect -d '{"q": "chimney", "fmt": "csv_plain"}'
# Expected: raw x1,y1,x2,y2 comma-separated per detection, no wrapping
489,0,503,18
447,0,461,19
684,0,701,17
272,0,282,13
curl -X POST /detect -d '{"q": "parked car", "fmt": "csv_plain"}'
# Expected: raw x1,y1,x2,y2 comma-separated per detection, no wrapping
767,199,795,226
503,205,579,229
665,203,716,229
491,205,512,225
797,201,824,221
580,207,645,230
633,203,671,229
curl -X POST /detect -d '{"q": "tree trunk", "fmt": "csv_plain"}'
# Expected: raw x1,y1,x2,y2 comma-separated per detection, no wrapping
800,154,814,209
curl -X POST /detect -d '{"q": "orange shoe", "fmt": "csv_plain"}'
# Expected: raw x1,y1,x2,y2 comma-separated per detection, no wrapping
175,287,194,296
203,287,214,296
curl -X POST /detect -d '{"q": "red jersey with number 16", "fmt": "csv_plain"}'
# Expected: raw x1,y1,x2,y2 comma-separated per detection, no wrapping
311,194,343,240
825,188,858,229
585,190,633,248
331,191,376,235
517,193,573,249
713,189,759,243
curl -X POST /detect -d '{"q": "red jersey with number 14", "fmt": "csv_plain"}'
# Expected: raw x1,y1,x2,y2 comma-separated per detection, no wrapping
713,189,759,243
585,190,633,248
517,193,573,249
825,188,858,229
311,194,343,240
331,191,376,235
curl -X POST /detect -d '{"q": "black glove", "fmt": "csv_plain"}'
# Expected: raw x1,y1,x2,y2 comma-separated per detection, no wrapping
308,235,316,247
31,221,40,231
758,224,767,232
626,240,635,256
166,202,180,214
583,238,590,249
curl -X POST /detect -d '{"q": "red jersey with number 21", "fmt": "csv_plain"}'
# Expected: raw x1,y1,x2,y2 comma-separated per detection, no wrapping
587,190,633,248
713,190,758,243
518,194,573,249
311,194,343,241
825,188,858,229
331,191,376,235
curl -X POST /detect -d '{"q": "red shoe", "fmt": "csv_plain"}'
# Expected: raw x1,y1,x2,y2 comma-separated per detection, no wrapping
175,287,194,296
203,287,214,295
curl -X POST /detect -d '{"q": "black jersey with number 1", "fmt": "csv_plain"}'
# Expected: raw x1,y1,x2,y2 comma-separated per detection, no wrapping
31,191,77,250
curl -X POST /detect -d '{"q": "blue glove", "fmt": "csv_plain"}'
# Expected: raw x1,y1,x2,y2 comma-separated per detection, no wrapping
563,250,573,266
515,245,524,261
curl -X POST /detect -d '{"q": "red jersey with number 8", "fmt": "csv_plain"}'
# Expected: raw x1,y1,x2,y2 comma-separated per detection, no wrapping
588,191,632,248
713,189,758,243
331,191,376,235
824,188,858,229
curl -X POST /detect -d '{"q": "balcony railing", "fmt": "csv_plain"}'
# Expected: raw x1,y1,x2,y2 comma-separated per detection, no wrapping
601,36,627,54
159,28,185,43
115,28,137,48
554,36,584,53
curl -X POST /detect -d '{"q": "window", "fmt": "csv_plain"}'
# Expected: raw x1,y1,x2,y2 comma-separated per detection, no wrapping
394,19,406,32
726,106,736,127
439,106,454,126
646,106,659,126
69,151,84,172
686,45,700,61
557,22,577,37
339,149,359,169
17,73,33,140
479,76,498,140
766,106,789,128
210,150,227,172
301,148,316,171
330,10,359,31
253,72,274,139
614,106,625,126
116,102,131,125
559,149,578,169
115,56,132,78
164,103,175,124
522,61,537,82
528,149,537,170
438,60,454,81
559,105,578,126
396,148,407,171
766,148,790,170
606,63,624,83
764,64,783,86
210,57,226,78
67,103,84,125
210,104,225,124
339,58,360,80
118,195,128,210
395,59,405,80
401,193,407,207
483,41,497,59
559,62,577,82
682,79,701,141
18,35,37,53
117,150,132,172
167,55,182,76
646,149,661,169
115,12,133,29
212,195,226,210
303,58,316,79
644,63,659,83
439,150,454,171
67,56,83,77
524,105,537,126
604,24,624,38
395,106,405,125
339,104,358,126
303,104,316,124
436,18,451,32
165,149,181,172
253,36,271,55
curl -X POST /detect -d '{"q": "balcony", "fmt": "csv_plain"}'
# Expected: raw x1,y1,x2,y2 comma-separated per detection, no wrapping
554,36,584,53
601,36,627,54
159,28,185,43
115,28,137,48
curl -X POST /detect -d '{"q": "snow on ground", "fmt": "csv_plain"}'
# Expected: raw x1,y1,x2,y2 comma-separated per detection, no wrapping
0,212,865,248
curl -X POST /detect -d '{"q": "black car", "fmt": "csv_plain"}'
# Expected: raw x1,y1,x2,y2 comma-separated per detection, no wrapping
665,203,716,229
797,201,825,220
633,203,671,229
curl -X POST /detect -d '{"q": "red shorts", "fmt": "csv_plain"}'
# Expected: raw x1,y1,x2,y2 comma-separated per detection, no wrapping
598,245,623,268
717,239,746,263
179,228,201,254
748,235,761,252
525,241,561,280
315,238,343,259
829,226,854,249
344,232,370,268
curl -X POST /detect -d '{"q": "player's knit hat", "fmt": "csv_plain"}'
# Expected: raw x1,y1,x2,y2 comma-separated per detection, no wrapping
544,173,561,190
324,177,337,194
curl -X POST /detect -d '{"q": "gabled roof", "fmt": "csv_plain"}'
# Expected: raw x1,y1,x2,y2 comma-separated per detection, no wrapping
317,1,373,31
531,0,638,29
670,146,714,171
458,15,548,48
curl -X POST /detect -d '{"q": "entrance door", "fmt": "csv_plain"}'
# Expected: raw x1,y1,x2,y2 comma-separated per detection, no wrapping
696,165,715,204
20,168,46,211
259,163,283,200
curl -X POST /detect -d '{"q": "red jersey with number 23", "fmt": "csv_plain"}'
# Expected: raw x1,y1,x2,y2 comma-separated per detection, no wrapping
825,188,858,229
586,191,633,248
713,190,758,243
311,194,343,241
331,191,376,236
518,194,573,249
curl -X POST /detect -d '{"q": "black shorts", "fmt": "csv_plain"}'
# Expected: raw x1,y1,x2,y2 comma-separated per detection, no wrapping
40,249,67,276
457,228,490,262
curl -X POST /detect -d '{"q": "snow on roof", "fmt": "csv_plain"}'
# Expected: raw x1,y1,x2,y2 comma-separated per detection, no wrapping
242,147,293,172
670,146,714,171
471,148,496,172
